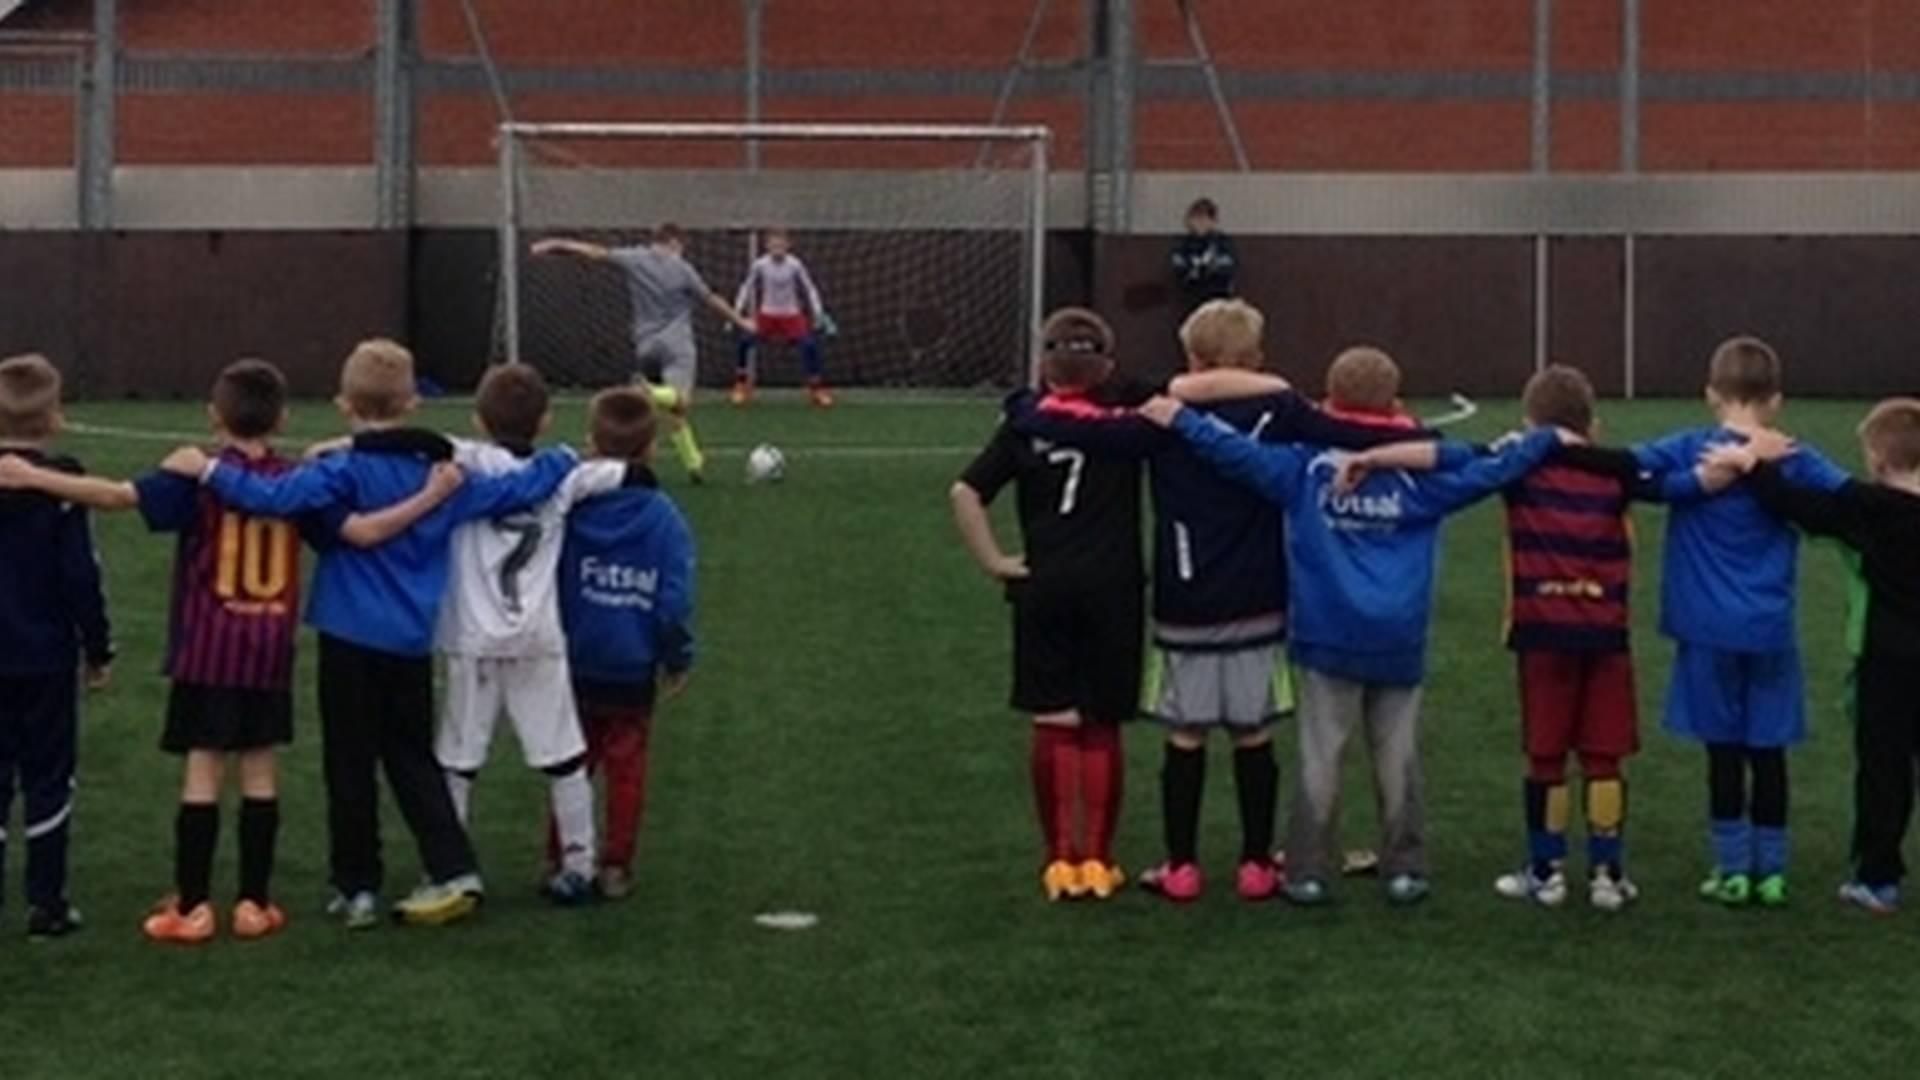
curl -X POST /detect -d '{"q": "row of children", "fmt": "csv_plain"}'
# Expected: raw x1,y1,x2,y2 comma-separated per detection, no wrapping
953,299,1920,914
0,343,695,941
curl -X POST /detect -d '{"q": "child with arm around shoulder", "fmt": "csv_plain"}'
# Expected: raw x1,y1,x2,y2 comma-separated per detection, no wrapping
556,387,697,900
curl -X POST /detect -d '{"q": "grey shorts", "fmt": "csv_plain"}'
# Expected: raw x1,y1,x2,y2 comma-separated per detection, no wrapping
634,327,697,395
1144,619,1294,729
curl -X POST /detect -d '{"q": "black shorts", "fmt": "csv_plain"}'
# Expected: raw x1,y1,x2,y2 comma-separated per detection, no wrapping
1008,580,1144,722
163,684,294,754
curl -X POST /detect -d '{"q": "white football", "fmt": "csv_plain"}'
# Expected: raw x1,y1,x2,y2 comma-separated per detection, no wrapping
745,443,787,484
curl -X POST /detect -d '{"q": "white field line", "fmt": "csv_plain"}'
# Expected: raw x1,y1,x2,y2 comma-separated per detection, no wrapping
62,420,977,457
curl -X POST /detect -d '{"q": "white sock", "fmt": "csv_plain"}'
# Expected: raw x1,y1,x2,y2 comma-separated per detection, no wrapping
446,771,474,827
551,770,596,879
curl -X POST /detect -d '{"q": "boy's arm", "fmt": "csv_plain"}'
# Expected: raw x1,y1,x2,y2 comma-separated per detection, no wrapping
351,428,456,462
0,456,140,510
1004,390,1162,459
1167,369,1291,404
1401,427,1562,522
1549,443,1722,504
553,459,628,514
733,263,756,314
1743,462,1873,545
193,450,353,517
655,511,697,694
449,446,579,522
951,427,1030,582
1154,398,1306,505
531,237,611,261
57,502,113,686
338,462,465,548
796,258,826,319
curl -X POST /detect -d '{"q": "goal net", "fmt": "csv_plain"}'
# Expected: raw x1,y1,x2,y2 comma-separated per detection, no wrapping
494,122,1050,392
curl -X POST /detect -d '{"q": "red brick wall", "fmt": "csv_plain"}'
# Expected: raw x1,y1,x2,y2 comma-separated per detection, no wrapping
8,0,1920,172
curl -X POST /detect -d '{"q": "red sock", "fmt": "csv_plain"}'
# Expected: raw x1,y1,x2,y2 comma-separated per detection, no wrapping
1031,725,1080,862
1076,723,1124,864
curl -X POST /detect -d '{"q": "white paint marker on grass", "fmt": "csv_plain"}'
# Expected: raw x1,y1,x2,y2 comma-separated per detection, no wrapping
754,911,820,931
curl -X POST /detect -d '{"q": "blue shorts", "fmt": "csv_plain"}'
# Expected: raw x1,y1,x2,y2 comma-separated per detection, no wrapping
1664,644,1806,748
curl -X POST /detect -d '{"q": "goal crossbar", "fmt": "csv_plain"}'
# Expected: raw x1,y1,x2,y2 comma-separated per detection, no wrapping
496,121,1052,382
500,121,1052,144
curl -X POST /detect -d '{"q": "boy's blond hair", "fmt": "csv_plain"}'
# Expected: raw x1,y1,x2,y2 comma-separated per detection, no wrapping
0,353,63,440
339,338,416,421
1708,336,1782,405
1179,299,1264,370
1860,397,1920,474
1325,346,1400,413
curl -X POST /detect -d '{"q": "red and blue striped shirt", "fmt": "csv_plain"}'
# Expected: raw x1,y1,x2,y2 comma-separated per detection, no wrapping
135,450,336,691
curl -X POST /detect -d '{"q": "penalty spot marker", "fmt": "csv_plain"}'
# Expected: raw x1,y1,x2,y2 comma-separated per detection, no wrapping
754,911,820,931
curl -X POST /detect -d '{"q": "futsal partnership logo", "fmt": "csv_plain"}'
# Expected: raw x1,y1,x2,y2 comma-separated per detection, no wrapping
1309,451,1410,531
579,556,660,610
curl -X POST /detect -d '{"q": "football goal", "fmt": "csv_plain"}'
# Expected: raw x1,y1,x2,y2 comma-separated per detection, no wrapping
494,121,1051,392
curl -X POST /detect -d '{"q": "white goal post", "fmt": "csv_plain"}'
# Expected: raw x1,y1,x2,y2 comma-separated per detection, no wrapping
494,121,1052,391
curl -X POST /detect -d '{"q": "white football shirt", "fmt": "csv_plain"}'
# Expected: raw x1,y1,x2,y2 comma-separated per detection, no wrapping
436,441,626,658
736,253,824,318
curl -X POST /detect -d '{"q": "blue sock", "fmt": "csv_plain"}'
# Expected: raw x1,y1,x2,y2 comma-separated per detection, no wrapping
1710,818,1751,876
1588,833,1624,875
735,335,755,376
1527,829,1567,877
801,335,824,380
1753,826,1790,877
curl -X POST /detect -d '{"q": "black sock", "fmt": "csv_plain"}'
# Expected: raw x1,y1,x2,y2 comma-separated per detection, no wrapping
1161,744,1205,865
238,798,279,904
1748,749,1788,828
1232,743,1278,863
175,802,219,912
1707,743,1746,820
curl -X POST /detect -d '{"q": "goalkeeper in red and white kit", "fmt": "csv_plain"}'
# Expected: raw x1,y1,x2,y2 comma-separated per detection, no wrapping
733,227,836,408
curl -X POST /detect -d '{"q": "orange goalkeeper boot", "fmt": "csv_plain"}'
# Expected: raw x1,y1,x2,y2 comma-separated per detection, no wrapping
143,897,216,945
231,900,288,941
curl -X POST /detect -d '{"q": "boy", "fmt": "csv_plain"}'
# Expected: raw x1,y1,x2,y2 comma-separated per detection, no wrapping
1170,197,1237,315
0,359,462,943
1347,364,1720,910
163,339,580,928
533,224,756,482
1705,400,1920,914
1138,347,1565,905
0,354,110,939
950,308,1146,902
553,388,696,899
1629,336,1848,908
397,364,631,904
1007,300,1433,903
732,227,836,408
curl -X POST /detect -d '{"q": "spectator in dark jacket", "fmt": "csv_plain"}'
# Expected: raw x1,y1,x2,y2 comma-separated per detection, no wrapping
1170,198,1238,313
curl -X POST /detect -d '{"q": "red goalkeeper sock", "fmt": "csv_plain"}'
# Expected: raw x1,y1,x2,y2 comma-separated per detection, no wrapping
1076,723,1124,864
1030,725,1080,863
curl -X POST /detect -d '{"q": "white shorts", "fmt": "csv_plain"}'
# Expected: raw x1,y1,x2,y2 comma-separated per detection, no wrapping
438,655,588,772
634,327,697,396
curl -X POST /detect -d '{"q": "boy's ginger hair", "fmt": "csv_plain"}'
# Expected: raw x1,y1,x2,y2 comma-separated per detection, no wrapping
1708,336,1782,405
339,338,417,422
1180,299,1264,371
590,387,658,461
0,353,63,440
1325,346,1400,414
1522,364,1597,437
1860,397,1920,475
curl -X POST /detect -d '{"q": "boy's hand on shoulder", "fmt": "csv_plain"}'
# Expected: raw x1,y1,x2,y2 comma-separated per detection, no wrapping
1552,426,1585,445
305,436,352,461
1699,443,1759,475
160,445,212,479
1333,454,1372,495
0,453,38,488
1743,428,1796,463
426,462,466,500
85,664,111,693
1137,396,1184,429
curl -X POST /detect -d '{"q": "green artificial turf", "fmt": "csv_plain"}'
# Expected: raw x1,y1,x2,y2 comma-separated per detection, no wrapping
3,393,1916,1078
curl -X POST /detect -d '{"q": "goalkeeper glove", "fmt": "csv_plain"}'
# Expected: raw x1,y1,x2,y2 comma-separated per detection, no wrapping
816,311,839,339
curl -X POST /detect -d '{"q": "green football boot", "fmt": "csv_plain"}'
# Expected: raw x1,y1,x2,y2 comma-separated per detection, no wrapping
1755,874,1789,908
1699,871,1752,907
